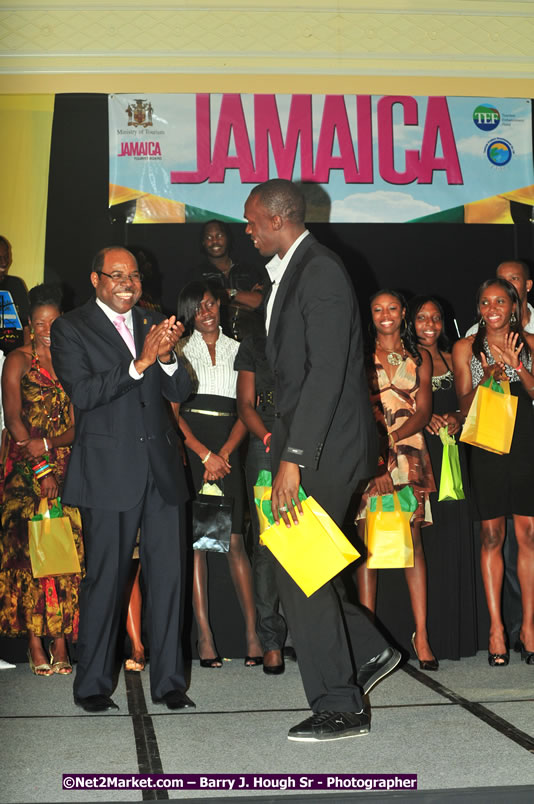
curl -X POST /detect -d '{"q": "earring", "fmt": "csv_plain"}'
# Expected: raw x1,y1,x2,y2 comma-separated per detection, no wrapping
510,312,517,324
480,318,486,327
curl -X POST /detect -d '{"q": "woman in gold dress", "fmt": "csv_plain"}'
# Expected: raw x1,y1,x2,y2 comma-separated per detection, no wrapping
355,290,438,670
0,284,83,675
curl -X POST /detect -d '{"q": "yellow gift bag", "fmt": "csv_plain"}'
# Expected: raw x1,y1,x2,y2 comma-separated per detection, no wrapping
460,375,517,454
28,498,81,578
365,489,416,569
257,489,360,597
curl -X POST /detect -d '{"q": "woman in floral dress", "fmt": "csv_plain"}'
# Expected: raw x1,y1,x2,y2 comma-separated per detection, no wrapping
0,284,83,675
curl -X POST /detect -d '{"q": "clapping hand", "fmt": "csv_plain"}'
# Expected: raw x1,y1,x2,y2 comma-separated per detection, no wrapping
491,331,522,371
480,350,506,382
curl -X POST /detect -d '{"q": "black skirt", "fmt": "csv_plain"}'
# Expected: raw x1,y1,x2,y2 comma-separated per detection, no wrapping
181,394,244,533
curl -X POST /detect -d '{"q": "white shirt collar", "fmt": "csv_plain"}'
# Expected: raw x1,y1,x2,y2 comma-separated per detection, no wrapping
95,297,134,328
266,230,309,285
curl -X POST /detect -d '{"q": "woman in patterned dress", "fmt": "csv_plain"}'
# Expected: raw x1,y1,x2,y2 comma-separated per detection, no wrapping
356,290,438,670
0,284,83,675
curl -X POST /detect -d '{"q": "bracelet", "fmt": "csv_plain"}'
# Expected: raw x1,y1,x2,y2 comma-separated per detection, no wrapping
388,433,396,449
33,461,53,479
262,432,272,446
516,361,523,373
201,450,212,464
377,456,385,466
43,437,49,452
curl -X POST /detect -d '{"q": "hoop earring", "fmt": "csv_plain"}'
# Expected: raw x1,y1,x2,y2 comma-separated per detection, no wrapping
510,312,517,324
480,318,486,327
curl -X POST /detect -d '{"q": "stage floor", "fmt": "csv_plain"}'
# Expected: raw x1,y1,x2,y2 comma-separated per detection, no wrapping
1,650,534,803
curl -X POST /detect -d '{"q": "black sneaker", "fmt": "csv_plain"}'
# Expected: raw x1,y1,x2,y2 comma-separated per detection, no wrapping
357,647,402,695
288,710,370,742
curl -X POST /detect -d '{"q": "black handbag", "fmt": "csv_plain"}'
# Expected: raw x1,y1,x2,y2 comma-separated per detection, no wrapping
192,485,233,553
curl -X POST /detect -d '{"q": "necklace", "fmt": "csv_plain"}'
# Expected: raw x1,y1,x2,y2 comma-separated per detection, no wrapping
376,341,405,366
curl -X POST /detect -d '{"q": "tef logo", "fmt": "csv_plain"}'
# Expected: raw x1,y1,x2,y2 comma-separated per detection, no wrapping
486,138,513,167
473,104,500,131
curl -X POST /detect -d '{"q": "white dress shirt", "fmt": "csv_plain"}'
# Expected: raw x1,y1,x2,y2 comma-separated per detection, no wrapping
182,328,239,398
265,230,310,334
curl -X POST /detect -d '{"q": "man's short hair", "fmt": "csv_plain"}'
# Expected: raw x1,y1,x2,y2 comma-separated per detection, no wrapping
497,259,531,280
250,179,306,224
91,246,137,275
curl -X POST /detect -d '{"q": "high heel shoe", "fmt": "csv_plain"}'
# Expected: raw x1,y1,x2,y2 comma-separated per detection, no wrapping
517,639,534,665
27,648,53,677
411,633,439,671
196,641,222,668
49,640,72,675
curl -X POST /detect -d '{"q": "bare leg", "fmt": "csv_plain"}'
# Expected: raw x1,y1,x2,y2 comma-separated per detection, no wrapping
356,519,378,613
226,532,262,660
125,560,145,669
404,522,435,662
27,631,53,676
514,515,534,651
480,517,507,660
192,550,220,663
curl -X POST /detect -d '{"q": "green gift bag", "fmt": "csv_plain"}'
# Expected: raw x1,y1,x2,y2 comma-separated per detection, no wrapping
438,427,465,502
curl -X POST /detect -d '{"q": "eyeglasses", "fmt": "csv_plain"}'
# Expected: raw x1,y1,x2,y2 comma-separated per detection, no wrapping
97,270,143,283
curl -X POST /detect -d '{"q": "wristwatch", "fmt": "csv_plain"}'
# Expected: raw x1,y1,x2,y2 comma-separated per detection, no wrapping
229,288,238,299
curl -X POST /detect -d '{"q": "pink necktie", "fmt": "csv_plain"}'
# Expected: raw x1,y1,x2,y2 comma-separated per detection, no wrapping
113,314,136,357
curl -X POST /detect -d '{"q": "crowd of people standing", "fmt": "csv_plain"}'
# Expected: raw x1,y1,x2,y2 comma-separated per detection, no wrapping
1,180,533,742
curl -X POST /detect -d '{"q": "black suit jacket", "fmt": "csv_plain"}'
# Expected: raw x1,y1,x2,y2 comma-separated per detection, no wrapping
266,233,378,488
51,299,192,510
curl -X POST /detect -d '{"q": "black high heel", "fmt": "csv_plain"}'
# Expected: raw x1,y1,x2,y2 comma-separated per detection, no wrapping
517,639,534,665
196,640,222,669
487,634,509,667
411,633,439,671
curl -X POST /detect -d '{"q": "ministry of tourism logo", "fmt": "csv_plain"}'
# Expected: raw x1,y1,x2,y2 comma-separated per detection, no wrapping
485,138,513,167
473,104,500,132
126,99,153,127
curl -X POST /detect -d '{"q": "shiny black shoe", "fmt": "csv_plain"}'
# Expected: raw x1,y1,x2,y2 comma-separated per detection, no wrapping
411,633,439,671
356,646,402,695
153,690,196,710
288,710,370,742
517,640,534,665
283,646,297,662
74,694,119,713
263,650,284,675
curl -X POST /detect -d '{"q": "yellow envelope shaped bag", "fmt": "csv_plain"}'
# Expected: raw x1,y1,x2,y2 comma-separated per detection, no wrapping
258,491,360,597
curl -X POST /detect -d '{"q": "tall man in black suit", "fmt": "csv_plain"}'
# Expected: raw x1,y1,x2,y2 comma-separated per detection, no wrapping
244,180,401,742
51,247,194,712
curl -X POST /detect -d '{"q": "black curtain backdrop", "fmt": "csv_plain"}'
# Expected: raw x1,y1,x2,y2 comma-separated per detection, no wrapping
36,92,533,660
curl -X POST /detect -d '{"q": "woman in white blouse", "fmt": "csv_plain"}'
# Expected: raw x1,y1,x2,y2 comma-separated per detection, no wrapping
175,282,263,668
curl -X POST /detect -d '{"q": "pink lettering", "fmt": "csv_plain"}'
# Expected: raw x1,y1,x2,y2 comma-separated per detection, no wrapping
418,97,463,184
377,96,420,184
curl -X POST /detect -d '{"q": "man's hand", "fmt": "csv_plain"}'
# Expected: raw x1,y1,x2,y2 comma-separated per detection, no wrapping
158,316,185,362
271,460,303,527
134,317,183,374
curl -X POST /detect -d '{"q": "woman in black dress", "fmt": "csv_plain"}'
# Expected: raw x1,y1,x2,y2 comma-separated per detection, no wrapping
409,296,478,660
453,279,534,666
175,282,262,667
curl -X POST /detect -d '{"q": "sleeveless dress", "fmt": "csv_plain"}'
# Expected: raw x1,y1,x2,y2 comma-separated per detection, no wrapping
422,353,478,659
356,353,435,525
469,339,534,519
0,353,84,639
